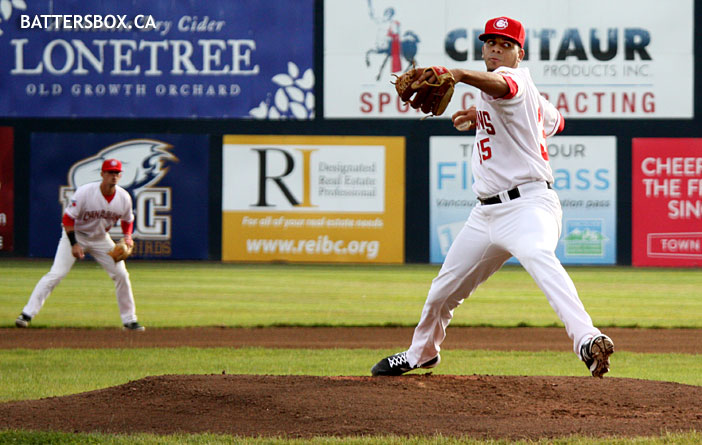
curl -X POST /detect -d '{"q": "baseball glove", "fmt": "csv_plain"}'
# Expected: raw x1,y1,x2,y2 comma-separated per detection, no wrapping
108,238,133,262
393,66,456,116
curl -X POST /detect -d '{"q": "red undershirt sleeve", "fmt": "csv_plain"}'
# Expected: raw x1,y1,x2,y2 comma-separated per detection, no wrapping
62,213,75,228
121,220,134,236
498,74,519,99
556,111,565,134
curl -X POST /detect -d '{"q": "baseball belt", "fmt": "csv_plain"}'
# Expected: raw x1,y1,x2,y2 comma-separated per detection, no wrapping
478,181,553,205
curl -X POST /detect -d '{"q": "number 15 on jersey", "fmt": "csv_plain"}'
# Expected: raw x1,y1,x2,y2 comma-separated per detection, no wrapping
477,138,492,163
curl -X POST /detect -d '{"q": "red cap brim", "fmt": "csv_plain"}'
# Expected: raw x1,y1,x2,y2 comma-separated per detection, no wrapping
479,32,522,46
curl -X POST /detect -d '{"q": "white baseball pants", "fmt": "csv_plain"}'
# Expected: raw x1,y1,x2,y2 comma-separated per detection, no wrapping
22,230,138,324
407,184,601,367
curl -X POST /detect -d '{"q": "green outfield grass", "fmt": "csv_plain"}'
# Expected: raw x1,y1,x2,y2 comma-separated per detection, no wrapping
0,431,700,445
1,260,700,444
1,260,700,328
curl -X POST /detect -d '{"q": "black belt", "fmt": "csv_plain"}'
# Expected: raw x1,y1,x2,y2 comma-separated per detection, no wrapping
478,182,552,205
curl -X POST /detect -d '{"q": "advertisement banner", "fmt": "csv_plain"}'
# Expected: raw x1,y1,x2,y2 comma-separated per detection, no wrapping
222,136,405,263
325,0,692,119
430,136,616,264
632,139,702,266
0,127,14,252
29,133,209,259
0,0,314,118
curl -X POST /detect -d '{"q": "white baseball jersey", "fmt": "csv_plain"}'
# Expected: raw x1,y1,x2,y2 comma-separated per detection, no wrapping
471,66,563,197
65,182,134,237
404,65,603,371
22,180,139,325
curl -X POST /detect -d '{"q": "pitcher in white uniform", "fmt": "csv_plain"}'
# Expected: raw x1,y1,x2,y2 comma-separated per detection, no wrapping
372,16,613,377
15,158,145,331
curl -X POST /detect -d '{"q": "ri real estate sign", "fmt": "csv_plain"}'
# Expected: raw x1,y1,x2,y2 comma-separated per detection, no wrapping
632,139,702,266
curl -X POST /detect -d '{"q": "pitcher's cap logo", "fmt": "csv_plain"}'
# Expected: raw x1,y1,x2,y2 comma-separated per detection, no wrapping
495,18,509,29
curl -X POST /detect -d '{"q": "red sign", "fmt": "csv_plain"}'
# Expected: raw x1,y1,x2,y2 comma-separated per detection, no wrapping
632,138,702,266
0,127,13,252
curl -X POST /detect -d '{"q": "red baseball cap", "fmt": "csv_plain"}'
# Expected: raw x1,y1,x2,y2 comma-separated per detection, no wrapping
101,158,122,172
479,17,525,47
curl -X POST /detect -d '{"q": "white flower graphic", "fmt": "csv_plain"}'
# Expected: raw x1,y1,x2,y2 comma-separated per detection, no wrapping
249,61,315,120
0,0,28,36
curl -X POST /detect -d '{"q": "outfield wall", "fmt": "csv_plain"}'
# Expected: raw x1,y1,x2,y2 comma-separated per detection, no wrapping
1,0,700,266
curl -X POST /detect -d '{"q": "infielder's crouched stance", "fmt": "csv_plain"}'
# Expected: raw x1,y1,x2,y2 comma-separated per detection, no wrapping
15,159,145,331
372,16,613,378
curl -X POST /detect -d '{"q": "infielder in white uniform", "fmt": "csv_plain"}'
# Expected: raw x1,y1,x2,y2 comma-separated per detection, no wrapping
15,158,145,331
372,17,614,377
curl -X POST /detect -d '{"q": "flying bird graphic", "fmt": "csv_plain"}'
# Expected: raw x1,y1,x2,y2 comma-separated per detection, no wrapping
67,139,178,197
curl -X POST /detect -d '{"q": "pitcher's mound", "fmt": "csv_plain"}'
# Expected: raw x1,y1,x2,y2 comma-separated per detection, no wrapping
1,374,700,440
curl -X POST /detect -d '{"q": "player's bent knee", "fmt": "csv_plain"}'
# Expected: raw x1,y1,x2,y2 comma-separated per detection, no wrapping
44,270,70,285
109,269,130,282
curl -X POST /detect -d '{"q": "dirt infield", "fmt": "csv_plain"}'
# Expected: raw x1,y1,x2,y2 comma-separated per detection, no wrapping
1,327,701,440
2,326,700,353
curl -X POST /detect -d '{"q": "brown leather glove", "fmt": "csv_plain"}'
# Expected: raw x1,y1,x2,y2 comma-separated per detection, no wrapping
394,66,456,116
108,238,133,262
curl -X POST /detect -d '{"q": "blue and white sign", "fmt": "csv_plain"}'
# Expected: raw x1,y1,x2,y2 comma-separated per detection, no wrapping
29,133,210,259
429,136,617,264
0,0,314,118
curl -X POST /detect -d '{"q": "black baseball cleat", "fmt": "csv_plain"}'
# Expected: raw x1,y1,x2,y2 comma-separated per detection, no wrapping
15,313,32,328
123,322,146,331
371,351,440,376
581,334,614,378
